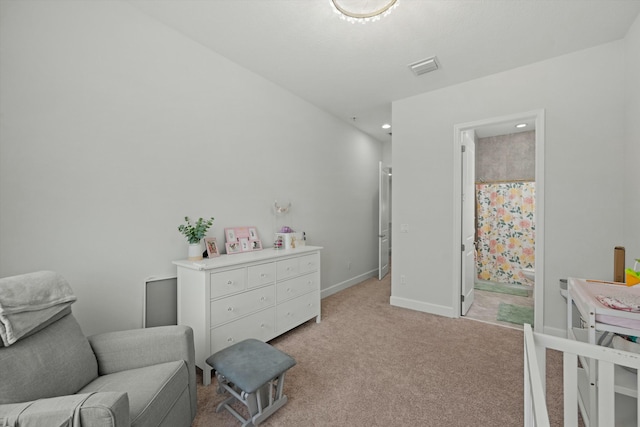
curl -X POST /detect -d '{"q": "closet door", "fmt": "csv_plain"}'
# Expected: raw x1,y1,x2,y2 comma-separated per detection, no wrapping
378,162,390,280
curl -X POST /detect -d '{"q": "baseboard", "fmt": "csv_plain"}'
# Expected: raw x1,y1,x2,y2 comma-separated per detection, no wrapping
321,269,378,299
389,296,455,318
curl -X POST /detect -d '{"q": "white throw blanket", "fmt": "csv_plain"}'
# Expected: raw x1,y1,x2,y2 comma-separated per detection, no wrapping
0,271,76,346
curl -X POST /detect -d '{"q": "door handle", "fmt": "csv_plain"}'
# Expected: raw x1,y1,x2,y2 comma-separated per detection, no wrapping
378,234,386,238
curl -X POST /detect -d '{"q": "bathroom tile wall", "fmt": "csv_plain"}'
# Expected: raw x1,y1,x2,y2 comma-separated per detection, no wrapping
476,130,535,182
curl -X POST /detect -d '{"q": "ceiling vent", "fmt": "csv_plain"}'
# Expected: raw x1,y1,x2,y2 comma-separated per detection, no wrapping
409,56,439,76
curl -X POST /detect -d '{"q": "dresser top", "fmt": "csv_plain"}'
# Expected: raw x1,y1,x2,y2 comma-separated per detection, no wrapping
173,245,323,271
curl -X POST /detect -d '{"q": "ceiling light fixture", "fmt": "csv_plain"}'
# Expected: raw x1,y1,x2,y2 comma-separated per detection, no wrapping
331,0,399,24
382,123,391,129
515,123,527,128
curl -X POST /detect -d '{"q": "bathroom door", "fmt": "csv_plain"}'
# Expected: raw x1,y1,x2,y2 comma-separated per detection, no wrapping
461,131,476,315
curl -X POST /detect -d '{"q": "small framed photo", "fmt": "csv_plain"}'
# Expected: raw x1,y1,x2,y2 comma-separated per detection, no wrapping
204,237,220,258
226,241,242,254
249,227,258,240
225,229,236,242
251,240,262,250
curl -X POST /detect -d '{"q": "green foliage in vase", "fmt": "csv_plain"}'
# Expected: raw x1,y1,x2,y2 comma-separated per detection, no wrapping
178,216,214,244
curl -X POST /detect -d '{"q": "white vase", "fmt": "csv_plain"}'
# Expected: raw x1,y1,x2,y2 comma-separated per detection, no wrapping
188,242,203,261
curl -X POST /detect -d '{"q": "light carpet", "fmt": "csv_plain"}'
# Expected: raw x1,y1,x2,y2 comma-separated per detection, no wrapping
193,273,566,426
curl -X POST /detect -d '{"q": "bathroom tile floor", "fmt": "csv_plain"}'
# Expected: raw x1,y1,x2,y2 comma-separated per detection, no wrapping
465,287,534,330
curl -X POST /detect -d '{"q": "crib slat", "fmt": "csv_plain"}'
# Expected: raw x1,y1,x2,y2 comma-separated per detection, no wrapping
637,374,640,427
523,325,551,427
597,361,615,426
563,352,579,427
524,348,533,427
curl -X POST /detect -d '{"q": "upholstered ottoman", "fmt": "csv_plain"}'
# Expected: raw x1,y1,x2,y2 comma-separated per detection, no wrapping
206,339,296,427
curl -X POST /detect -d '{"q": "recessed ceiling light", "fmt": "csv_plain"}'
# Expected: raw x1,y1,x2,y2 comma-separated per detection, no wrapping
515,123,527,128
382,123,391,129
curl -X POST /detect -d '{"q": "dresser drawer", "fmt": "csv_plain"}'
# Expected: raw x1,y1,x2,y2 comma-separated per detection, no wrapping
210,268,245,299
210,285,275,327
247,263,276,288
298,253,319,274
276,257,300,280
276,290,319,334
276,273,318,303
210,308,275,354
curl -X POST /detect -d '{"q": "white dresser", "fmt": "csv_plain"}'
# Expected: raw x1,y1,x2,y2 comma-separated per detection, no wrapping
173,246,322,385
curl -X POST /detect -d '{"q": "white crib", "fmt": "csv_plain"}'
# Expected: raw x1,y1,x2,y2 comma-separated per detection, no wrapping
524,324,640,426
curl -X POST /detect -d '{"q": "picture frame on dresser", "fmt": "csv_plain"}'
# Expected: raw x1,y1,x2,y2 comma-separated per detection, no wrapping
248,227,258,239
224,226,263,254
226,241,242,254
204,237,220,258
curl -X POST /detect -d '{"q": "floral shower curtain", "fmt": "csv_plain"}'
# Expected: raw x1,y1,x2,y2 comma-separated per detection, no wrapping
476,182,535,286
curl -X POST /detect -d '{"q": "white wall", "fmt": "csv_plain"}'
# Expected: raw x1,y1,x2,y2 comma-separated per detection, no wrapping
0,1,382,335
624,15,640,267
392,40,626,333
382,141,392,166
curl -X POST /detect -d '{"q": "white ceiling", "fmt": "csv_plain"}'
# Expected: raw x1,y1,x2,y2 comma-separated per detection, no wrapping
126,0,640,143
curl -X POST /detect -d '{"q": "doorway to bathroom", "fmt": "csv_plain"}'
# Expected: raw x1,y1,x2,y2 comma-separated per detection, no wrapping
468,129,536,329
453,110,545,331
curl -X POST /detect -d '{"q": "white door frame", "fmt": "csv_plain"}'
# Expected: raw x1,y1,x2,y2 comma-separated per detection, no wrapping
452,109,545,332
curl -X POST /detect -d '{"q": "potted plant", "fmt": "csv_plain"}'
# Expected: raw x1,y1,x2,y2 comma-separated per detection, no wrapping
178,216,214,261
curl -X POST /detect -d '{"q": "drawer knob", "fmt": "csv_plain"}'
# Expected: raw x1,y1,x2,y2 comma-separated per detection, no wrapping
227,306,234,312
260,273,267,278
287,288,291,293
260,323,265,328
227,280,233,285
286,312,291,316
260,296,266,302
227,337,234,342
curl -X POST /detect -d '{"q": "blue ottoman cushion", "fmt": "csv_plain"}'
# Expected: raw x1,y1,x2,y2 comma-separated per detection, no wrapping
206,339,296,394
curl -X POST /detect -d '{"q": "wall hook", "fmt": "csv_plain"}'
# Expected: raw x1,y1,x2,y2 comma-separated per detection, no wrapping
274,201,291,214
